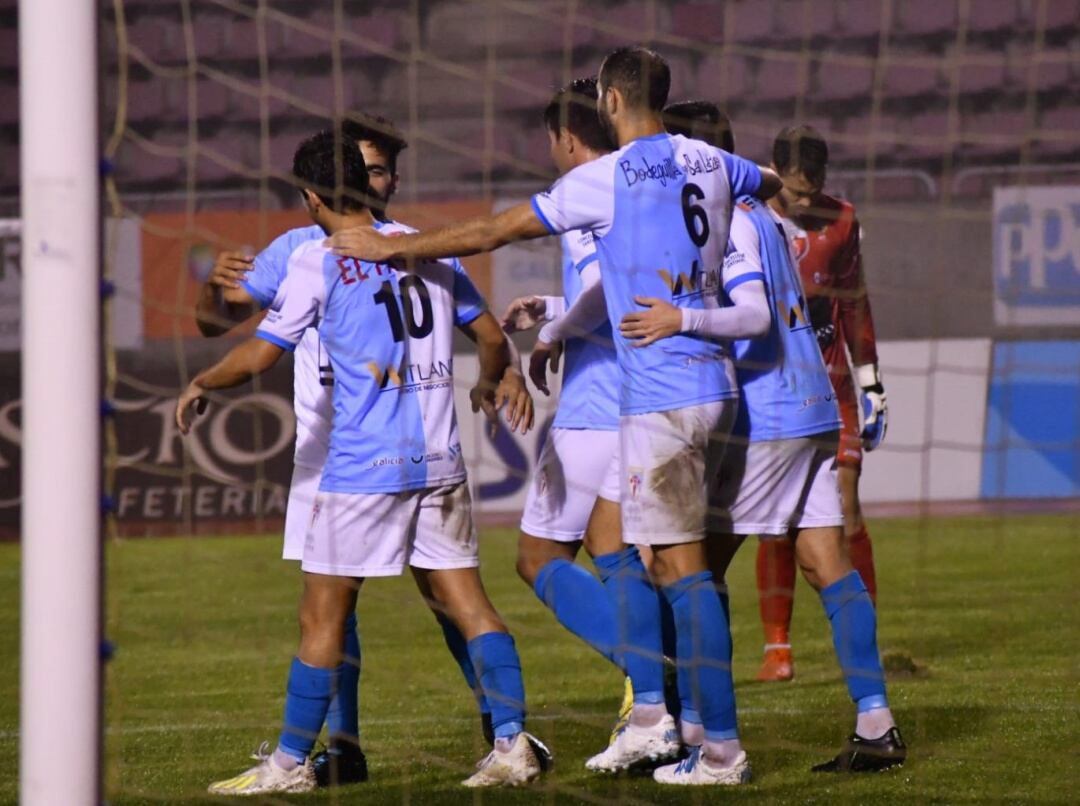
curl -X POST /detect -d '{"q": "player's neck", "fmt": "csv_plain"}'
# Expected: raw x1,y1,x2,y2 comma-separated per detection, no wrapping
614,114,665,147
321,207,376,235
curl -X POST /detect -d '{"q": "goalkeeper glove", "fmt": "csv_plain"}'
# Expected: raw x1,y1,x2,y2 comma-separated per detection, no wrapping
855,363,887,451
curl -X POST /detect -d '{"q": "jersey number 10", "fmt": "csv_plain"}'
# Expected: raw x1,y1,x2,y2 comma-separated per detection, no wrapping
374,276,434,342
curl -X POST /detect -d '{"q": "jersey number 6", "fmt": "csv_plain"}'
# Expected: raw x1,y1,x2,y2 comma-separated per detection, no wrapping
681,182,709,247
374,276,434,342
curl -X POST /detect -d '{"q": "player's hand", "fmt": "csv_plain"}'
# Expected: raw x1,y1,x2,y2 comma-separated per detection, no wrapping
528,338,562,396
619,296,682,347
175,382,209,435
500,295,547,333
327,226,394,263
469,380,500,435
208,251,254,289
495,367,534,435
860,387,888,451
855,364,887,450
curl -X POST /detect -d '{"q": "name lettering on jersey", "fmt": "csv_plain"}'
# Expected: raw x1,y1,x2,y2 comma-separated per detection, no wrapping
680,149,722,177
336,256,392,285
620,155,683,187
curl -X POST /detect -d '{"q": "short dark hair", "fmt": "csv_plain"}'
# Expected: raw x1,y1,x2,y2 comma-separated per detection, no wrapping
543,77,616,153
664,100,735,153
341,114,408,174
292,129,369,213
598,46,670,112
773,125,829,186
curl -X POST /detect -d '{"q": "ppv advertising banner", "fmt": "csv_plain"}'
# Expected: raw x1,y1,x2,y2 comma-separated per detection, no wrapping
993,186,1080,327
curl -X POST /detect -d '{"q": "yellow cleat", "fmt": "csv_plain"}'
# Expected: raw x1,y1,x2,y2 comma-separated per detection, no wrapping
608,676,634,746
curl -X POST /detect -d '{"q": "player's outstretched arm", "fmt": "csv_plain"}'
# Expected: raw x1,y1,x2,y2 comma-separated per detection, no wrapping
460,311,534,435
327,202,551,265
194,251,261,337
175,338,284,434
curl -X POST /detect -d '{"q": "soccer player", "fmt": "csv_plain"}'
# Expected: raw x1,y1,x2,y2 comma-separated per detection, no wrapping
193,117,513,784
179,131,544,794
326,46,784,786
502,77,679,772
619,118,906,772
753,125,888,682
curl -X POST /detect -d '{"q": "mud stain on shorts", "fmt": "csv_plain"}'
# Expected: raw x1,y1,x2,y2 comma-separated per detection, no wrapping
649,445,705,535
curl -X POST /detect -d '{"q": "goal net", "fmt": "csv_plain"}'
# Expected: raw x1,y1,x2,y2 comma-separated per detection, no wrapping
7,0,1080,802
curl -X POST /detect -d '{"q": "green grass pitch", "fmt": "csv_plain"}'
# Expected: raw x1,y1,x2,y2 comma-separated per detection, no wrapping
0,514,1076,804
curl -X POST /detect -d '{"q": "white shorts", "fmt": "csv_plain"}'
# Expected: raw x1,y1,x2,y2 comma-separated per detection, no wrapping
620,400,736,546
283,463,321,561
303,482,478,577
520,427,620,542
709,431,844,536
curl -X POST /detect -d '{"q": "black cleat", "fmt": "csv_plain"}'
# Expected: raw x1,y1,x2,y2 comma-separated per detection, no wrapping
524,731,554,772
312,743,369,787
812,727,907,773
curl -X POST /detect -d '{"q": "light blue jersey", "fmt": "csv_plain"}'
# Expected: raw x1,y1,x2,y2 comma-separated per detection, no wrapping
553,229,620,430
728,197,841,441
532,132,764,415
256,223,487,494
240,224,325,308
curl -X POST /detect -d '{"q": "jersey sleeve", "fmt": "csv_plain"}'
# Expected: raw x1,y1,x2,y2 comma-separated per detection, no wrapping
722,208,766,295
241,227,315,309
449,258,488,327
721,152,763,198
254,244,326,351
530,157,615,237
834,217,879,367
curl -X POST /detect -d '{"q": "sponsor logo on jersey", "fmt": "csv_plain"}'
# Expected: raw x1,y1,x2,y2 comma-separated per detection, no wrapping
371,456,404,467
658,262,718,297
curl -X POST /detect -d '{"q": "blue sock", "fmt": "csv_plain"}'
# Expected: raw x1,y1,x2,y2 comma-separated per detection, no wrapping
467,632,526,739
325,613,360,751
681,583,731,722
663,571,738,740
436,613,491,716
533,558,621,667
820,571,887,705
594,548,666,704
278,657,340,762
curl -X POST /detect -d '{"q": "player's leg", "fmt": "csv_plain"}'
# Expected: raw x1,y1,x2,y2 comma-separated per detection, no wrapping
614,401,748,786
411,567,494,744
754,537,797,680
791,435,905,772
839,464,878,602
518,428,625,669
284,463,367,786
208,571,359,795
410,482,546,787
836,376,878,602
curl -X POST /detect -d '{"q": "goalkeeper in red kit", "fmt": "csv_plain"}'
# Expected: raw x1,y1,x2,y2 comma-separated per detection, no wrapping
756,125,888,682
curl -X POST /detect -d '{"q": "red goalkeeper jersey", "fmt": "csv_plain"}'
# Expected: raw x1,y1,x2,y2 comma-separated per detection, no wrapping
788,193,878,378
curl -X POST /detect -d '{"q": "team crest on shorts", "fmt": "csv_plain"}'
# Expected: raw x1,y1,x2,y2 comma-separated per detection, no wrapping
627,468,644,500
310,499,322,527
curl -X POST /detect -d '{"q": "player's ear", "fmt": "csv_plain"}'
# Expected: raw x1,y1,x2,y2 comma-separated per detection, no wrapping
561,128,575,153
301,188,320,213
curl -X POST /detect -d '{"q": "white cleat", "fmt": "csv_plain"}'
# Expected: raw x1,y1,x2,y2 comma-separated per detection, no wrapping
462,732,543,788
586,714,681,773
207,743,316,796
653,746,751,786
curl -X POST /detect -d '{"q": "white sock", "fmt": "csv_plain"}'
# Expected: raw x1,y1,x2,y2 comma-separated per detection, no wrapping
629,702,667,728
680,719,705,747
494,734,518,753
703,737,744,768
272,747,300,771
855,707,896,740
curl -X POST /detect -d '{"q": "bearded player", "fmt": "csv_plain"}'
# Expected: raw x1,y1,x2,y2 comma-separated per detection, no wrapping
755,125,888,682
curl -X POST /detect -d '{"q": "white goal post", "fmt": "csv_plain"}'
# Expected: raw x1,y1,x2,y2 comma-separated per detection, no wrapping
18,0,102,803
